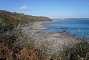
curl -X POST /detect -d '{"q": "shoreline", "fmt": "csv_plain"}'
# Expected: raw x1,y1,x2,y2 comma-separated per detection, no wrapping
23,26,81,53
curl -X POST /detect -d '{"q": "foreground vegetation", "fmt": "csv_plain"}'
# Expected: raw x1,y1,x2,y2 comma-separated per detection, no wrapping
0,10,89,60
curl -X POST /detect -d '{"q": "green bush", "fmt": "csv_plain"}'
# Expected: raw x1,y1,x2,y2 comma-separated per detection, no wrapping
59,41,89,60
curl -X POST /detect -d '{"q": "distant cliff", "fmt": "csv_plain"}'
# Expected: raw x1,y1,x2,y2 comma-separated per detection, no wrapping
0,10,51,24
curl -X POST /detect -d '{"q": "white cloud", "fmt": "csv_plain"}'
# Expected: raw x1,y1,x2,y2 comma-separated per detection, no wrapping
20,5,28,10
19,5,30,14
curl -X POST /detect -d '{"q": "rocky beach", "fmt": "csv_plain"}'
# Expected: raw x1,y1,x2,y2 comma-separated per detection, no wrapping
21,20,81,54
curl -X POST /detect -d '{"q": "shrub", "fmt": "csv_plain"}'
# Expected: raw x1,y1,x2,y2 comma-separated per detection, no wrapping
59,41,89,60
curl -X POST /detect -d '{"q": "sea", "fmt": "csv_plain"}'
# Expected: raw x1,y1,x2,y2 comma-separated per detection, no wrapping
43,18,89,39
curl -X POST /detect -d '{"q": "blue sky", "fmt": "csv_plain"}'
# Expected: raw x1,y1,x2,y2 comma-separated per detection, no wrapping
0,0,89,18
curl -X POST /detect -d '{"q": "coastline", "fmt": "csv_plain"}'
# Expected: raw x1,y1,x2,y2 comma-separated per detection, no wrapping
22,21,81,53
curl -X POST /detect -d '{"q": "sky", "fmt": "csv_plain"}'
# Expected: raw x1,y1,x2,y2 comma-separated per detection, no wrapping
0,0,89,18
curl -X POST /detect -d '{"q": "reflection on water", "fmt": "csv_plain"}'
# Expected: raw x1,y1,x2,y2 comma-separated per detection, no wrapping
43,19,89,39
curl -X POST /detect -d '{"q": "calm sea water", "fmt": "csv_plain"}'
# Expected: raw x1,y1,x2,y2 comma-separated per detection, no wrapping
43,19,89,39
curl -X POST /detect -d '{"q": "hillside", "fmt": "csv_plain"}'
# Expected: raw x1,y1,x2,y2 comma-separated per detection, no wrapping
0,10,51,60
0,10,89,60
0,10,51,24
